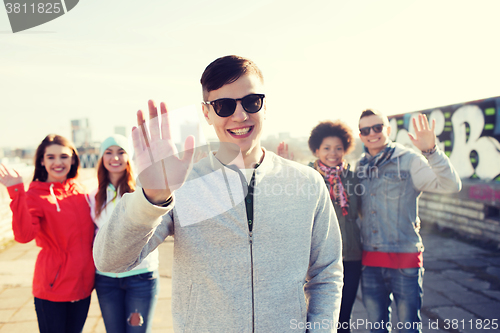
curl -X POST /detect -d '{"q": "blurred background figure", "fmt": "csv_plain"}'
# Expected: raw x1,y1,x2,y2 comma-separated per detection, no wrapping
90,135,159,333
0,134,95,333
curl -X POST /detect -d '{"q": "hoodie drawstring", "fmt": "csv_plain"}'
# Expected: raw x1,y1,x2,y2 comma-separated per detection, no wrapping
84,193,91,209
397,156,401,180
49,183,61,212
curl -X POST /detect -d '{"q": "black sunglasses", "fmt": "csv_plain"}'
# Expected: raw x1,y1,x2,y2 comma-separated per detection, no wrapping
359,124,384,136
203,94,265,117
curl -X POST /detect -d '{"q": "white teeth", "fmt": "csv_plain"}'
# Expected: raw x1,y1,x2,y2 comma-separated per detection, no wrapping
229,127,251,135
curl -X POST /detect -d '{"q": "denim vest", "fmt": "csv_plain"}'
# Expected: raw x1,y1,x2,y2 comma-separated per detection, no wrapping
358,149,424,253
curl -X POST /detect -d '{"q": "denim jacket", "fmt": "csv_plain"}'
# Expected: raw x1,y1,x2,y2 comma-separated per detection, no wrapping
357,143,461,253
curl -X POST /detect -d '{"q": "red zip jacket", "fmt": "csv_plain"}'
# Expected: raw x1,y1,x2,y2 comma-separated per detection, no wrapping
8,179,95,302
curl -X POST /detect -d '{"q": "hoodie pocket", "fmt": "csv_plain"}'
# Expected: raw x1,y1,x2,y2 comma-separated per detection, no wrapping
184,282,198,333
50,265,62,288
296,280,307,323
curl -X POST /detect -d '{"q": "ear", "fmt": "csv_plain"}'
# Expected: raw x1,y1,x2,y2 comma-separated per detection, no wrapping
314,149,319,157
41,161,44,166
202,103,213,125
386,124,392,136
262,98,267,120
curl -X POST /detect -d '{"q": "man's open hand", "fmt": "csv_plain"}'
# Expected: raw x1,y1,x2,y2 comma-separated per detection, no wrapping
408,113,436,152
132,100,195,204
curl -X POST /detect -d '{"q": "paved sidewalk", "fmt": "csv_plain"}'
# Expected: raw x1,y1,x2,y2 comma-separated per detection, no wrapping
350,226,500,333
0,239,174,333
0,226,499,332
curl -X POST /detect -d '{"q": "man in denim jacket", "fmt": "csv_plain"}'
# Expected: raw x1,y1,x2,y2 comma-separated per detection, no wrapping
356,109,461,333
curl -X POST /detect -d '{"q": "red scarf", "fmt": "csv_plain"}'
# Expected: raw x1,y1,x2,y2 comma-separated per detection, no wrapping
315,160,350,216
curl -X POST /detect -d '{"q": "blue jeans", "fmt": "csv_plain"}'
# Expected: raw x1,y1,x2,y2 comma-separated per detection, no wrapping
34,296,91,333
361,266,424,333
95,270,159,333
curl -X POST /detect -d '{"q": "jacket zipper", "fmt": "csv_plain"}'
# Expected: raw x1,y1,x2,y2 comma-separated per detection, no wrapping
249,231,255,333
245,170,256,333
231,164,257,333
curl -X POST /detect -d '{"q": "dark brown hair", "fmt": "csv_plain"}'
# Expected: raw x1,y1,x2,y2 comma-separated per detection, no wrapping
308,120,355,155
359,108,389,126
200,55,264,100
33,134,80,182
94,156,135,219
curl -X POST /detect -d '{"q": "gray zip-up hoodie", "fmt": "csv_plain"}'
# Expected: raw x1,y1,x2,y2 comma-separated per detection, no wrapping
94,150,343,333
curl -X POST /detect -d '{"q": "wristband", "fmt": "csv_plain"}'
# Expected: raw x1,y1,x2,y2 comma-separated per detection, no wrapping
142,188,173,207
422,144,437,156
156,196,173,207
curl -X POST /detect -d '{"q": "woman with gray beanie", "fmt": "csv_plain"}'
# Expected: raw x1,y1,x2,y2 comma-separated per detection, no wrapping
90,134,159,333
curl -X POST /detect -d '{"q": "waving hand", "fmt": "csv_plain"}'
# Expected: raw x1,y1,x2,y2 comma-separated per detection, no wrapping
132,100,195,204
408,114,436,152
0,163,23,188
276,141,294,160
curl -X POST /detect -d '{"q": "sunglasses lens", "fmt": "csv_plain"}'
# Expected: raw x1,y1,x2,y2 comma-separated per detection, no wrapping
372,124,383,133
209,94,264,117
214,99,236,117
242,94,263,113
360,127,371,136
360,124,384,136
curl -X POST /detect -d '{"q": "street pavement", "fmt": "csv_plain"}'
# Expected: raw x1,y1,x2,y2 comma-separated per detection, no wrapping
0,225,499,332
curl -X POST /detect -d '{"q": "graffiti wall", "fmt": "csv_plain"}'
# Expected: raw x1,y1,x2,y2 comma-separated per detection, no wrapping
388,96,500,182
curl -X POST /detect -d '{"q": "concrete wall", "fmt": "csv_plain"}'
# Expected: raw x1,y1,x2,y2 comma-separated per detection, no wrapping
389,96,500,245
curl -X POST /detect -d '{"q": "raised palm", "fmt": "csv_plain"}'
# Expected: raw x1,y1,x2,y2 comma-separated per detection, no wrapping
0,163,23,188
132,100,195,204
408,113,436,152
276,141,294,160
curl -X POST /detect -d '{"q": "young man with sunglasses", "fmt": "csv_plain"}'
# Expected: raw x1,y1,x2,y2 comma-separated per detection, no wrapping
94,55,343,332
356,109,461,333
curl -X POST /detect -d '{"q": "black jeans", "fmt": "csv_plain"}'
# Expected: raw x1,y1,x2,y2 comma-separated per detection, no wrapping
338,260,362,333
34,296,91,333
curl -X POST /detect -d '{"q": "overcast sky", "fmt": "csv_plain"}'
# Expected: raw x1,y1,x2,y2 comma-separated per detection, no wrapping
1,0,499,148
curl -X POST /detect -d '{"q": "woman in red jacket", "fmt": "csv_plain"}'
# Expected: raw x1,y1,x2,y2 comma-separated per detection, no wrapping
0,134,95,333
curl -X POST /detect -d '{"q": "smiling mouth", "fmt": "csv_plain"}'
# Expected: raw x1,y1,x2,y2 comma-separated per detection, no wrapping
368,138,380,143
228,126,253,136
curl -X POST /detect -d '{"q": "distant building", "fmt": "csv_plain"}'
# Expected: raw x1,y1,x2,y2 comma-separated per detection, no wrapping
114,126,127,137
261,134,312,164
278,132,291,141
180,121,204,147
71,119,100,168
11,148,35,161
71,119,92,148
